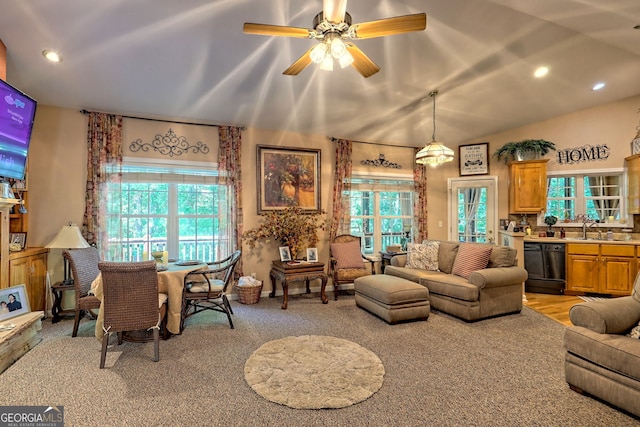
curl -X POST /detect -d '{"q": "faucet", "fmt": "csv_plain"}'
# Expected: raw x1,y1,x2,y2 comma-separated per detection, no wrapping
578,214,598,239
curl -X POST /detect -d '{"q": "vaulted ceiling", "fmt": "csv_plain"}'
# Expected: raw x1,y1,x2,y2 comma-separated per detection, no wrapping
1,0,639,148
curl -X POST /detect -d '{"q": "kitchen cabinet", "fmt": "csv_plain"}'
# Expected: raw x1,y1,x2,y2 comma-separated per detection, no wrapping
508,160,548,214
566,243,635,296
7,247,48,311
626,154,640,214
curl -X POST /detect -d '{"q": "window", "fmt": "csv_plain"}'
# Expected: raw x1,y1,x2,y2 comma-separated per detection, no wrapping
344,176,414,255
542,170,627,226
105,159,231,261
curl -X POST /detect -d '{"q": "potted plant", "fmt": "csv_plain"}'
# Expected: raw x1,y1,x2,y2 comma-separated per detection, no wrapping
493,139,557,164
544,215,558,237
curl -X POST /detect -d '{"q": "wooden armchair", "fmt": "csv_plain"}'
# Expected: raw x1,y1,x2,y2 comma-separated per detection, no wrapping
329,235,374,300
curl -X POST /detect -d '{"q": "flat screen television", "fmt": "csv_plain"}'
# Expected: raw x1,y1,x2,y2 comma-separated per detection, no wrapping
0,79,37,181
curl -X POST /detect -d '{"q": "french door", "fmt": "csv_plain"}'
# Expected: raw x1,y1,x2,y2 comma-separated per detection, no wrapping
448,177,498,243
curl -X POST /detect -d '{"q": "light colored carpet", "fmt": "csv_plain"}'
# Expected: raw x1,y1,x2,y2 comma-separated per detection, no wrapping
244,335,384,409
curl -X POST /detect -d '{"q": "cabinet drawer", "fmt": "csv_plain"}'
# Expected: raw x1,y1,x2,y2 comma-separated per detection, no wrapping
567,243,598,255
601,245,635,257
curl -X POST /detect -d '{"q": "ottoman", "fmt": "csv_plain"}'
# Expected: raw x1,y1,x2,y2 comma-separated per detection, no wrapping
354,274,430,324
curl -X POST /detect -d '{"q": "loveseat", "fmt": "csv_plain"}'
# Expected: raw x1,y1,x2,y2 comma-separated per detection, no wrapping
564,276,640,417
385,240,527,322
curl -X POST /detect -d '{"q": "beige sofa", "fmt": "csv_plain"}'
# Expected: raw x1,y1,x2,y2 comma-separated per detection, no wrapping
564,277,640,417
385,240,527,322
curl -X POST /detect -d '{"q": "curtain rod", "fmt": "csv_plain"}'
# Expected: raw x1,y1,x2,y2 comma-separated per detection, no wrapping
80,109,245,129
329,136,417,150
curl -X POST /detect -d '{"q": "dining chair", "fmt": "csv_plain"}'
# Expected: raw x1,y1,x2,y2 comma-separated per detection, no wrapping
63,247,101,337
181,250,241,330
329,235,375,300
98,260,164,369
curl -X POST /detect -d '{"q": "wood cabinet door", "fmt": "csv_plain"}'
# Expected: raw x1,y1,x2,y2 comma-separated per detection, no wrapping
28,252,47,311
601,256,635,296
509,160,547,213
566,254,599,293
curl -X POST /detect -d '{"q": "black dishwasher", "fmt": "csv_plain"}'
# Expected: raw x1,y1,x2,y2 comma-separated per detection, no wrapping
524,242,566,294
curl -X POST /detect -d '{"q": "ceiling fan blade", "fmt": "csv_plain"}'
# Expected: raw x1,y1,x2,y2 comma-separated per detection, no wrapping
243,23,312,38
346,44,380,78
283,47,315,76
350,13,427,39
323,0,348,23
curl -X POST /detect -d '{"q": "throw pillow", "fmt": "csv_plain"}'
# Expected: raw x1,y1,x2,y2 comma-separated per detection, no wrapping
331,240,365,269
630,321,640,339
451,243,493,279
406,242,439,271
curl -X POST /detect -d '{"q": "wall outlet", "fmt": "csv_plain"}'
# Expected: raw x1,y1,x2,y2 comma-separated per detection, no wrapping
438,221,443,227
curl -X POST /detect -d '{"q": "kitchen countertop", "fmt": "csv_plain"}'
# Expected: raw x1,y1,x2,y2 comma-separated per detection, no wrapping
524,236,640,244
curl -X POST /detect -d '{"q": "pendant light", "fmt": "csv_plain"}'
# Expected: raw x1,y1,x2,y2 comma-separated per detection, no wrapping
416,90,454,167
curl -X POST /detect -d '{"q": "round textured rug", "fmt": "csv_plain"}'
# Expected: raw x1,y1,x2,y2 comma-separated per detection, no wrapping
244,335,385,409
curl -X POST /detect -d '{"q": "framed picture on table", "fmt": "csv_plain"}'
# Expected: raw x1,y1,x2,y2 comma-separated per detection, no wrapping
9,232,27,250
256,145,321,214
306,248,318,263
0,284,31,322
279,246,292,262
459,143,489,176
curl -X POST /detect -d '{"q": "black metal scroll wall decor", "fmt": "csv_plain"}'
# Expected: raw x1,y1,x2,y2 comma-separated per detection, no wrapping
129,128,210,157
556,144,610,165
360,154,402,169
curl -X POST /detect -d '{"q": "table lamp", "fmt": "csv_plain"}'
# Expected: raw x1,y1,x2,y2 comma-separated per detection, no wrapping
45,223,91,285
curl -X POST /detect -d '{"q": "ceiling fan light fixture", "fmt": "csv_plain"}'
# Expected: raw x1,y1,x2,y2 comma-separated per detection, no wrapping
416,90,454,167
338,50,354,68
319,54,334,71
310,43,328,64
330,36,347,58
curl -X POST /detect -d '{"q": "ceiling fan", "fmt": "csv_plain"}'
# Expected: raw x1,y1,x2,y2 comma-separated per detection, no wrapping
243,0,426,78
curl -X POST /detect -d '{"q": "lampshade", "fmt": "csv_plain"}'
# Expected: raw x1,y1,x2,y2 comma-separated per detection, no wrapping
45,225,90,249
416,90,454,167
416,141,455,167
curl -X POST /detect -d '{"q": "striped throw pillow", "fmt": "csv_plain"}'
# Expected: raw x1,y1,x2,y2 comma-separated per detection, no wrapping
331,240,366,269
451,243,492,279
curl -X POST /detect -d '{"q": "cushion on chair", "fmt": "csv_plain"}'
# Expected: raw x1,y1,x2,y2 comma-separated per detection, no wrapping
188,279,224,293
158,293,168,308
331,240,366,269
633,272,640,304
487,246,517,268
451,243,492,279
406,242,439,271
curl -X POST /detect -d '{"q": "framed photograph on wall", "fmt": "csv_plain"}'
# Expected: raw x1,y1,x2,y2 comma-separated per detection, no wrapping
0,284,31,322
9,232,27,250
459,143,489,176
257,145,321,214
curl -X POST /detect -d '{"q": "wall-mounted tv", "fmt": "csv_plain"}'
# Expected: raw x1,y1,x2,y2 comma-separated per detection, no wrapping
0,79,37,181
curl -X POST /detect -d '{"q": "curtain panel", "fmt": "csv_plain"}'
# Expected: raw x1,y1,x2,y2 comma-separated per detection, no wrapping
330,139,353,241
83,112,123,256
218,126,243,277
413,148,428,242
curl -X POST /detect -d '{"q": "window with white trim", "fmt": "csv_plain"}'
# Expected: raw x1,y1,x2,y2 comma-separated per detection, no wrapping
343,175,414,255
541,170,628,227
105,159,231,261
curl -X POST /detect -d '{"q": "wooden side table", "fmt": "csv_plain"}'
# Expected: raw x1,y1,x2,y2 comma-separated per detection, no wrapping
51,281,75,323
269,261,328,310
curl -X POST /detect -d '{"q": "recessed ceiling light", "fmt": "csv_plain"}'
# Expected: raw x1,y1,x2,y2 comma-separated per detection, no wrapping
534,66,549,78
42,50,62,63
592,82,606,91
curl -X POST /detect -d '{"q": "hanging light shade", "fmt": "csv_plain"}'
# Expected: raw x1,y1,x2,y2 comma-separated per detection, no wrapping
416,90,454,167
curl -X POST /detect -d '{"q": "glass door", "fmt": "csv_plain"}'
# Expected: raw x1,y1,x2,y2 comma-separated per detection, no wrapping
448,177,497,243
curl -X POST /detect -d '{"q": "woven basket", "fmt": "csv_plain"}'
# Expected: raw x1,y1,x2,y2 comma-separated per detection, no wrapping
235,283,263,304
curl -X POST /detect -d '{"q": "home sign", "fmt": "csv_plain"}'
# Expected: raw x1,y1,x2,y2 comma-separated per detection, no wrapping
556,144,610,165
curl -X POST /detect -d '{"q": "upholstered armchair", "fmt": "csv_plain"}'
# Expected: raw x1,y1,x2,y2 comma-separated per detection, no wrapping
329,235,374,300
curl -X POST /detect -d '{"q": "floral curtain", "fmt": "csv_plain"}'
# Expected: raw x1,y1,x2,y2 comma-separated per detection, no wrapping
330,139,353,241
218,125,243,276
83,112,123,257
413,148,428,242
